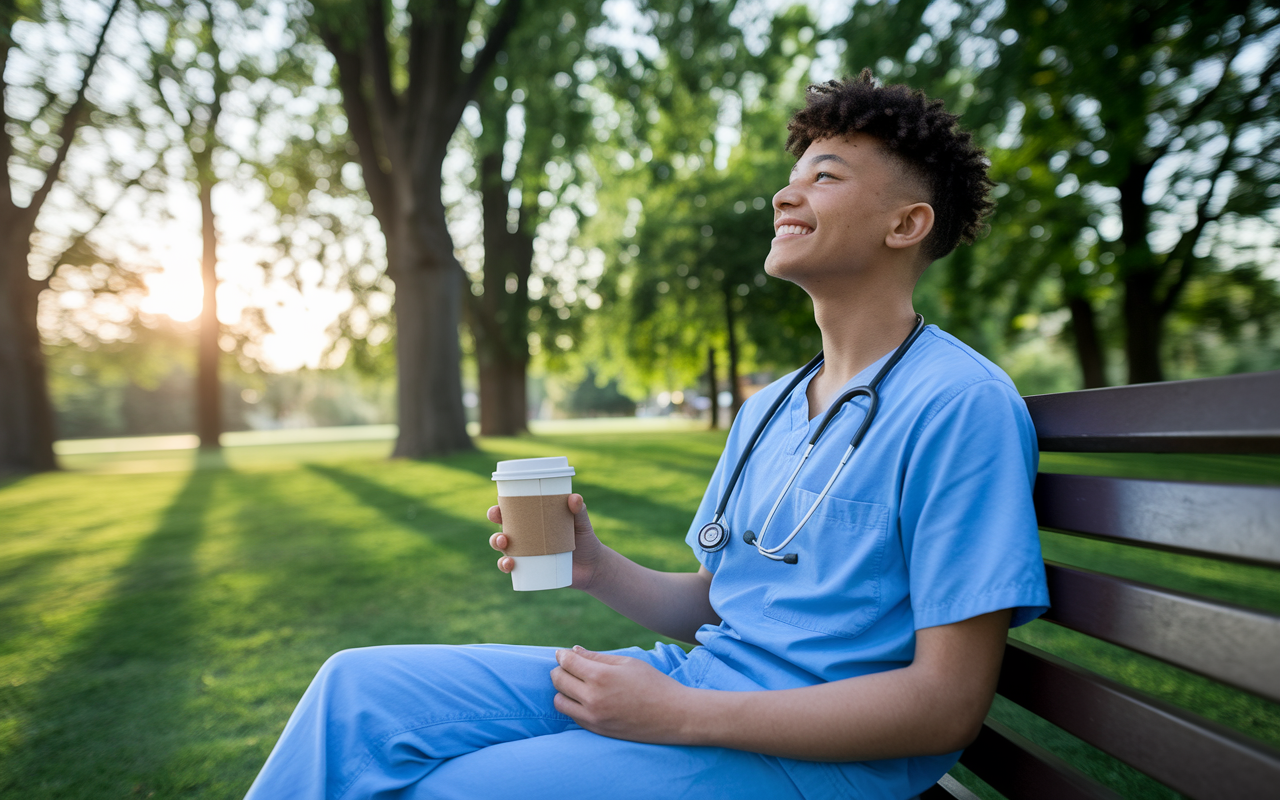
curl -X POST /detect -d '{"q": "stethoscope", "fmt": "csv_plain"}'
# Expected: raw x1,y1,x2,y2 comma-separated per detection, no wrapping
696,314,926,564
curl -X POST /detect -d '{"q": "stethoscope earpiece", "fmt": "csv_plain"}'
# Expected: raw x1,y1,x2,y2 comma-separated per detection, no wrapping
698,315,925,565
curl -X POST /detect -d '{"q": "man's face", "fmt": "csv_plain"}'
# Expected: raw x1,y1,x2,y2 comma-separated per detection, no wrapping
764,134,920,286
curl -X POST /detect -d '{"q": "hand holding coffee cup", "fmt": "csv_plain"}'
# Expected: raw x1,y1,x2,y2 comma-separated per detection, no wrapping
488,493,604,588
490,457,577,591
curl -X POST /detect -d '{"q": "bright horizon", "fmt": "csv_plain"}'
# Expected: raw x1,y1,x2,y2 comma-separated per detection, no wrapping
129,183,356,373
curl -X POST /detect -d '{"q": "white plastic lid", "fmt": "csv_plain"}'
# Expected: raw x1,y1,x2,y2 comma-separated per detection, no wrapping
492,456,576,481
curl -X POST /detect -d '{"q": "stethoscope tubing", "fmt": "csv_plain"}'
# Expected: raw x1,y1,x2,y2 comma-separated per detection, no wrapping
710,350,825,523
706,314,926,562
754,441,855,556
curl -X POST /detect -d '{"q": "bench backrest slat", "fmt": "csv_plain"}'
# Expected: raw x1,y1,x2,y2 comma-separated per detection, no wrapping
1035,474,1280,566
999,642,1280,799
1024,370,1280,453
959,718,1123,800
1041,562,1280,702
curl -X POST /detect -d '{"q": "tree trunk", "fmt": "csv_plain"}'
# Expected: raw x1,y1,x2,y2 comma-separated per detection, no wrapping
0,238,57,474
196,175,220,448
388,209,473,457
707,346,719,430
723,286,742,419
1117,158,1164,384
472,146,532,437
1123,269,1165,384
1066,294,1107,389
944,245,982,348
0,0,121,473
478,355,527,436
319,0,522,457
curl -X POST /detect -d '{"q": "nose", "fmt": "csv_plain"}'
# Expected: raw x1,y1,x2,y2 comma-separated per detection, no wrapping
773,181,800,212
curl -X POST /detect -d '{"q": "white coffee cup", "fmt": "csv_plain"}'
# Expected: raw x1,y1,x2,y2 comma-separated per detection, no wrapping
492,456,576,591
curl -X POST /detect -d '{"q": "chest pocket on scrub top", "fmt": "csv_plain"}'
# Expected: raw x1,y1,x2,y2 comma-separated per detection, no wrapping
762,488,890,639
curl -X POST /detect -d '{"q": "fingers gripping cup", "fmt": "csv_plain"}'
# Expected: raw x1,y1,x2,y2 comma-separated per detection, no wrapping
492,457,576,591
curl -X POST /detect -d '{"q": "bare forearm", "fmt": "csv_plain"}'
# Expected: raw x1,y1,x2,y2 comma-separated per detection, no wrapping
582,546,719,643
680,664,975,761
675,611,1011,761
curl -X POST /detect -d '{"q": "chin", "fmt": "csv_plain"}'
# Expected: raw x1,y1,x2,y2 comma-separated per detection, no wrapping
764,254,813,287
763,252,797,281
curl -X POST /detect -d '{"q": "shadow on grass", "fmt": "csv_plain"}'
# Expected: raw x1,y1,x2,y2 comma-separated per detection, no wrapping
0,548,73,658
221,465,482,635
303,462,485,545
574,478,698,532
298,462,525,636
0,472,35,492
0,469,217,799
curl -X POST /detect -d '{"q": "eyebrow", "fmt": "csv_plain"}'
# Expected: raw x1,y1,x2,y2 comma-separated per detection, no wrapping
791,153,851,174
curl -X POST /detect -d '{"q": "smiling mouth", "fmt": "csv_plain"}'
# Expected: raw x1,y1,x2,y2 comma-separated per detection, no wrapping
774,224,814,237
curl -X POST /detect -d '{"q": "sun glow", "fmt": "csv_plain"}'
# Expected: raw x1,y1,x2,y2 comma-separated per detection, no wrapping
141,265,204,322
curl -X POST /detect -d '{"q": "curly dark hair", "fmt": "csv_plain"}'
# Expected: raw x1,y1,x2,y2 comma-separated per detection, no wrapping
785,69,994,262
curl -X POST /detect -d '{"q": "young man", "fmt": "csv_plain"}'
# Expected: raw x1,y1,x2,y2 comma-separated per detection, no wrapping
245,71,1048,800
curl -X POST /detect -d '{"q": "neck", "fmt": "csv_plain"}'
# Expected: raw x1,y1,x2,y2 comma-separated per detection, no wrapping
809,276,919,391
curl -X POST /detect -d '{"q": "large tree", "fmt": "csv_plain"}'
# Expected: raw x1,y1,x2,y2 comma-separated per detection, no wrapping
587,3,822,416
309,0,522,457
991,0,1280,384
466,1,601,436
0,0,123,473
141,0,233,449
139,0,293,447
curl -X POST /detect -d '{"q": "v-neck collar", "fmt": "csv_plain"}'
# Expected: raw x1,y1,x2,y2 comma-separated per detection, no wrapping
784,347,900,455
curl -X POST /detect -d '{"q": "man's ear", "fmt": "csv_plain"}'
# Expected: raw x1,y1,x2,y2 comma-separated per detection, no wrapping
885,203,935,250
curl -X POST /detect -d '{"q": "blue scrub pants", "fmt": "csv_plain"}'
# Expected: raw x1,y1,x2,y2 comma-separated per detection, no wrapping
243,642,808,800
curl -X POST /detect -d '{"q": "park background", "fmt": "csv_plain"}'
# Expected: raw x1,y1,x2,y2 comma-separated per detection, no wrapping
2,0,1278,797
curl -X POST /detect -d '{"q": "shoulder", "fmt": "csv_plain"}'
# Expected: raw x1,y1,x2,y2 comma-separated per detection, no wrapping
897,327,1024,415
883,328,1034,456
908,327,1018,391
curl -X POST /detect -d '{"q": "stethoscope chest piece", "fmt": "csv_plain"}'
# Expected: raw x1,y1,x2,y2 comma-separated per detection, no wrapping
697,520,730,552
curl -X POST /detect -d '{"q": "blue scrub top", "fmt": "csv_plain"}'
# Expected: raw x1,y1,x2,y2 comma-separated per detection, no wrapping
683,325,1049,798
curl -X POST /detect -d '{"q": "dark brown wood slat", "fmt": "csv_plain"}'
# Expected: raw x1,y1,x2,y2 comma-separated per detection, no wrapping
1024,371,1280,453
921,774,983,800
997,641,1280,799
1042,562,1280,702
959,718,1122,800
1035,473,1280,566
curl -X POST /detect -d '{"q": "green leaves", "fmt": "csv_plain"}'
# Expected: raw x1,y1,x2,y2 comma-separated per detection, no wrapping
826,0,1280,386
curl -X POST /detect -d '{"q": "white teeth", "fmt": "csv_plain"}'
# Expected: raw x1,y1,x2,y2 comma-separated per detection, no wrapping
775,224,813,236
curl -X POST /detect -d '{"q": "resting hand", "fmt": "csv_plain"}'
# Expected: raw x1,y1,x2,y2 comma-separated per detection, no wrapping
550,646,693,743
487,494,609,591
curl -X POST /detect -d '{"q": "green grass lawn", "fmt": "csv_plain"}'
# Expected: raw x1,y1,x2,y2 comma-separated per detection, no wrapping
1,429,1276,798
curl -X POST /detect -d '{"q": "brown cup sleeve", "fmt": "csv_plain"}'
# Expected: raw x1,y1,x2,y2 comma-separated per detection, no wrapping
497,493,575,556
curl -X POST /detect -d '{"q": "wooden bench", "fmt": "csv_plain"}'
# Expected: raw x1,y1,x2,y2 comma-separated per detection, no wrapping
923,370,1280,800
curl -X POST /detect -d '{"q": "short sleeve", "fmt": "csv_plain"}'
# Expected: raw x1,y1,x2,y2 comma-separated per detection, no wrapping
683,383,781,573
684,444,732,572
900,379,1049,630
